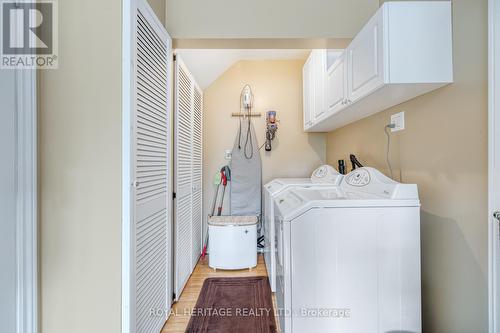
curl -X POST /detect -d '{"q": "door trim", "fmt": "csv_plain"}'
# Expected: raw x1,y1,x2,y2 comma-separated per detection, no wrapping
489,0,500,331
15,68,38,333
122,0,134,332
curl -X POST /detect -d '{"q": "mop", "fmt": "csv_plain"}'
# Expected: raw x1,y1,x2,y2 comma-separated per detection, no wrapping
202,171,222,259
217,166,231,216
202,166,231,258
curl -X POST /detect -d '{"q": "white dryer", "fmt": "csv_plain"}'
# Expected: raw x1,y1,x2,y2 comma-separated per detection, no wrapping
274,167,421,333
263,165,342,292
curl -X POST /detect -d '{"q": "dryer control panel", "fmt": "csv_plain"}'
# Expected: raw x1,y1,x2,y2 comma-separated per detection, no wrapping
345,168,371,187
310,165,342,185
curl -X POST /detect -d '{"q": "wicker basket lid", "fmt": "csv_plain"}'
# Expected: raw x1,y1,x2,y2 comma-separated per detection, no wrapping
208,215,258,226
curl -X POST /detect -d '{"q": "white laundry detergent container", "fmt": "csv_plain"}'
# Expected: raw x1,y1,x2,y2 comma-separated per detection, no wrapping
208,215,258,270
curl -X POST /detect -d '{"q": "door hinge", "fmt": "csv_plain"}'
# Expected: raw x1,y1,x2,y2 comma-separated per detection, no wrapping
494,211,500,243
173,192,176,200
172,292,176,300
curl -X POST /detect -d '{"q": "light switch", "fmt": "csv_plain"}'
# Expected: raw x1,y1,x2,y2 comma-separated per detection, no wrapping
391,111,405,132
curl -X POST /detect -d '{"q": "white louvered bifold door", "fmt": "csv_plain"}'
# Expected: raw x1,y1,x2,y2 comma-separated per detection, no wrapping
174,59,193,298
174,57,203,299
191,86,203,268
131,1,172,332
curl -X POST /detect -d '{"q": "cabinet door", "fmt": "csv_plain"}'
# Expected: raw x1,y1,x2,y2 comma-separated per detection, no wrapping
302,54,314,130
326,52,346,116
313,50,326,120
347,9,384,103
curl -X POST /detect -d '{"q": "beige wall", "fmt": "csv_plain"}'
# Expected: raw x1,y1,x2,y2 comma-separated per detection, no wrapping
147,0,166,26
326,0,488,331
202,59,326,224
166,0,378,38
38,1,122,333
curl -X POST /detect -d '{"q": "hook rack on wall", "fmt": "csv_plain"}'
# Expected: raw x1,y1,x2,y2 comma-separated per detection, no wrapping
231,112,262,117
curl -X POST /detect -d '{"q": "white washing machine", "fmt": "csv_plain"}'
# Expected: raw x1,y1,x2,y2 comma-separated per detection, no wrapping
274,167,421,333
263,165,342,292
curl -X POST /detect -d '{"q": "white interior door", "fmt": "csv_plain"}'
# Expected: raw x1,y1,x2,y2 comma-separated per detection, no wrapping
123,0,172,332
489,0,500,331
174,58,194,298
173,57,203,299
191,86,203,267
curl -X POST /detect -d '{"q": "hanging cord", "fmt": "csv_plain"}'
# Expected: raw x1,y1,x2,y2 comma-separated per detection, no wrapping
238,109,242,149
238,85,254,159
244,104,253,159
385,124,396,179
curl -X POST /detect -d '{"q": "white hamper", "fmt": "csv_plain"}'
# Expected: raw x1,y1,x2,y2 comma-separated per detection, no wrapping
208,215,258,270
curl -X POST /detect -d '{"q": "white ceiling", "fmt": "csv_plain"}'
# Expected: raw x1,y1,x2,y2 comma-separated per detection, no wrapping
174,49,310,89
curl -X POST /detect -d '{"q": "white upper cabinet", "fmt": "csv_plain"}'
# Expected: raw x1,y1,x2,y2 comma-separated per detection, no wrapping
304,1,453,132
346,8,384,104
326,52,346,116
313,49,327,120
303,49,327,130
302,54,314,130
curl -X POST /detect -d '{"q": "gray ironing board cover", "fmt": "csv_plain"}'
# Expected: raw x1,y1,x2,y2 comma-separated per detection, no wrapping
230,121,262,216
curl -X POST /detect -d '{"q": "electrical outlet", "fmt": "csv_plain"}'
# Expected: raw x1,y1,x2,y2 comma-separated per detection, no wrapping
390,111,405,132
224,150,232,160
